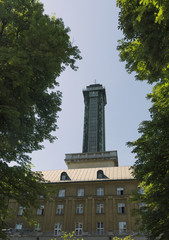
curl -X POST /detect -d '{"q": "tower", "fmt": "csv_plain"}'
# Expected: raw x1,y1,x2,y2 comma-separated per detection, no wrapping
65,83,118,169
82,84,106,153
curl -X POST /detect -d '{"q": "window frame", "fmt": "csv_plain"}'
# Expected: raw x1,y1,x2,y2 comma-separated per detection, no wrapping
77,188,84,197
54,223,62,236
97,170,104,179
34,223,41,231
117,203,126,214
56,204,64,215
58,189,65,197
37,205,45,216
97,222,104,235
76,203,84,214
15,223,23,230
119,222,127,234
97,187,104,196
117,187,124,196
75,222,83,236
18,206,24,216
96,203,104,214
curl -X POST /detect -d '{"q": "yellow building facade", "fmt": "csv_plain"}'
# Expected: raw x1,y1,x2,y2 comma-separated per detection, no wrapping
6,84,146,239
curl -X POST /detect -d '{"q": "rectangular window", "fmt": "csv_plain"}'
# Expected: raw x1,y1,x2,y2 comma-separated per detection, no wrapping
75,222,83,235
77,188,84,197
117,187,124,195
97,222,104,235
139,202,146,212
56,204,64,214
35,223,41,231
96,203,104,214
119,222,127,234
97,188,104,196
58,189,65,197
138,187,144,194
37,205,44,215
118,203,125,214
18,206,25,216
76,204,83,214
54,223,62,236
15,223,22,230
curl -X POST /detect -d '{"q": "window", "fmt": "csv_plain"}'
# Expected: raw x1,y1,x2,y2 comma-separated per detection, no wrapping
60,172,70,180
97,170,104,179
35,223,41,231
97,188,104,196
97,222,104,235
117,187,124,195
18,206,25,216
77,188,84,197
75,222,83,235
56,204,64,214
37,205,44,215
118,203,125,214
138,187,145,194
76,204,83,214
54,223,62,236
139,202,146,212
119,222,127,234
96,203,104,214
58,189,65,197
15,223,22,230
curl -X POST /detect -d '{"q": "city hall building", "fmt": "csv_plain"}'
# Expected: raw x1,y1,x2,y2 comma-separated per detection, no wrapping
7,84,144,240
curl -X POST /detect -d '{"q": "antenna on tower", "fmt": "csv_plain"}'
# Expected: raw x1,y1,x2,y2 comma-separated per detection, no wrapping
94,79,96,84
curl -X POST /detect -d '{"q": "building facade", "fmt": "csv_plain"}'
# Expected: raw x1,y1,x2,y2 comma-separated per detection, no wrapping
6,84,145,240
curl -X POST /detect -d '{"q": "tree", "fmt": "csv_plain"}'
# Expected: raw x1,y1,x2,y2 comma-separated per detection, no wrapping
117,0,169,239
128,81,169,239
0,0,81,238
117,0,169,84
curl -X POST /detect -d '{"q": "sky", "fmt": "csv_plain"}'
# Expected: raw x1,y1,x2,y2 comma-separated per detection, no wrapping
31,0,153,171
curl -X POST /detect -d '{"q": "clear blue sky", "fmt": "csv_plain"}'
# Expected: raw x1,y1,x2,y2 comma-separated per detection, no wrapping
31,0,152,171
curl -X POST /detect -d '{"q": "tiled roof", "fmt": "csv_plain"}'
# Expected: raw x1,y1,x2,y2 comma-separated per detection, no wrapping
41,166,135,183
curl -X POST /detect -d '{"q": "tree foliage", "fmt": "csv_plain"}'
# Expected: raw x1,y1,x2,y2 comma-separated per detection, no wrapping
117,0,169,84
0,0,81,165
117,0,169,239
0,0,81,238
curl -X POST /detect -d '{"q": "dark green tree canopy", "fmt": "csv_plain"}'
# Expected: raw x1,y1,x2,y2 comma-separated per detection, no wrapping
0,0,81,165
117,0,169,83
117,1,169,239
0,0,81,238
